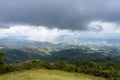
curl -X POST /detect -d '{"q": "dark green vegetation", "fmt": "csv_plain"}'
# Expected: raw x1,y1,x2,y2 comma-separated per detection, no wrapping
0,52,6,65
0,52,120,80
1,42,120,80
50,49,106,62
1,46,120,63
1,39,120,63
1,48,47,63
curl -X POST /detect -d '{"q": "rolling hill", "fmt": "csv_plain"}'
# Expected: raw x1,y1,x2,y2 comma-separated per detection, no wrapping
50,49,107,62
0,69,105,80
1,47,120,63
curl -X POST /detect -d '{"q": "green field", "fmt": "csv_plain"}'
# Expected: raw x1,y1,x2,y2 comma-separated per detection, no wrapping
0,69,105,80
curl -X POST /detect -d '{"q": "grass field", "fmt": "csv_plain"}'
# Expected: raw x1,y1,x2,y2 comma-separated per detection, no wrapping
0,69,106,80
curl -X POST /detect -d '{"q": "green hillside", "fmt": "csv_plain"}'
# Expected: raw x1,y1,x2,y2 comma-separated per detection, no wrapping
0,69,105,80
50,49,106,62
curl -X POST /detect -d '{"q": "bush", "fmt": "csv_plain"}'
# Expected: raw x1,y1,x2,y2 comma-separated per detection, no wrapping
0,64,13,74
0,52,7,65
64,64,75,72
52,60,68,70
1,58,120,80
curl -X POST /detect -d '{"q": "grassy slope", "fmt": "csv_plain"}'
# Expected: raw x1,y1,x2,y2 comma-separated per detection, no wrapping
0,69,106,80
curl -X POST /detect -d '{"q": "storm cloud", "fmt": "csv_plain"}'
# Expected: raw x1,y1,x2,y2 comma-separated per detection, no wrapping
0,0,120,30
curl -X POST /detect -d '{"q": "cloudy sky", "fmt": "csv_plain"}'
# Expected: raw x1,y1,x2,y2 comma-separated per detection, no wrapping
0,0,120,42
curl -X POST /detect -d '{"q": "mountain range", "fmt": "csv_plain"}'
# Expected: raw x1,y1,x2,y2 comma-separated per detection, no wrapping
0,39,120,63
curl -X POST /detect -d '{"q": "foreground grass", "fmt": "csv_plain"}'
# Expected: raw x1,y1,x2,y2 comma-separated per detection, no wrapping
0,69,106,80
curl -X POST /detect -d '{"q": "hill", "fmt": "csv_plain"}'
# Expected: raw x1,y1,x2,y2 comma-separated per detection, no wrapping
50,49,106,62
0,69,105,80
0,47,50,63
1,47,120,63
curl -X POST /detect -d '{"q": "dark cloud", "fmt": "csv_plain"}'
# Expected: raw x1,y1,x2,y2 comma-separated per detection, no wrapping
0,0,120,30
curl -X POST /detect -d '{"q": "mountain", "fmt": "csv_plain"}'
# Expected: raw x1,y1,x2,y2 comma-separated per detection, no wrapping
50,49,107,62
50,47,120,63
0,39,120,63
0,47,50,63
0,46,120,63
0,39,57,48
1,38,120,48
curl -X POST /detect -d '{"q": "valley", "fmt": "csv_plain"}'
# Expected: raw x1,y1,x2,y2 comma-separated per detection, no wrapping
0,39,120,63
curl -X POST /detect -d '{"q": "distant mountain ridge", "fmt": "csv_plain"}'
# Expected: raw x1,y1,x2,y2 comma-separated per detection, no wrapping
1,38,120,47
0,39,120,63
0,46,120,63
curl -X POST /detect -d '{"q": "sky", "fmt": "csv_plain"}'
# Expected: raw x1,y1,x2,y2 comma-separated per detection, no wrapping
0,0,120,42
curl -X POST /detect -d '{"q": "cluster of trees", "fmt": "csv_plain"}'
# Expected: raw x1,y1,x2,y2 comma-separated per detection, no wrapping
73,62,120,80
22,60,120,80
1,52,120,80
0,52,13,74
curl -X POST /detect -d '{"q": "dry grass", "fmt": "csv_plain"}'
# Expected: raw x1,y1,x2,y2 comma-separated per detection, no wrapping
0,69,106,80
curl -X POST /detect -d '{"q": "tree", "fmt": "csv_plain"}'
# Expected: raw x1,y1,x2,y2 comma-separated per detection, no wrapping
0,52,6,65
53,60,68,70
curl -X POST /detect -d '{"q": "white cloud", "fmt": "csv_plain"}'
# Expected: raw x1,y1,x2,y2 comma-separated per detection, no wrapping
88,21,120,39
0,25,74,42
89,21,120,33
0,22,120,42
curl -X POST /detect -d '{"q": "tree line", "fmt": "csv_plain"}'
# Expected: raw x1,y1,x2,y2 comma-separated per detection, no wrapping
0,52,120,80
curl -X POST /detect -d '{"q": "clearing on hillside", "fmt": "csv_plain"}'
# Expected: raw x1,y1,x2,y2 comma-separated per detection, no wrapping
0,69,105,80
